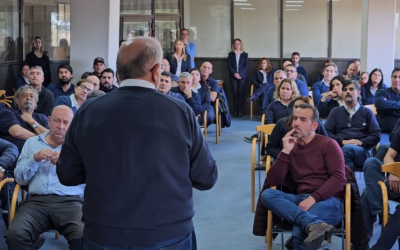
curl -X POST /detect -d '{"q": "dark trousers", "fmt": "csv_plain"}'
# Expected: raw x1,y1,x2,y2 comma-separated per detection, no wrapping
371,205,400,250
230,77,246,113
198,105,215,127
5,194,84,250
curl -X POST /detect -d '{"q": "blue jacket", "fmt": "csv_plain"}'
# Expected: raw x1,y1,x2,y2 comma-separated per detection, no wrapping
170,86,202,116
296,65,308,84
251,69,275,88
56,85,218,247
375,88,400,133
14,76,29,91
54,95,77,114
0,138,18,171
325,106,381,149
166,53,192,76
227,51,249,79
264,100,294,124
167,91,185,101
312,80,329,105
360,84,387,105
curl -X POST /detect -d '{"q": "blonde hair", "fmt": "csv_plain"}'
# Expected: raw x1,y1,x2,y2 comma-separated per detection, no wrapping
172,39,187,61
273,78,299,100
231,38,245,52
31,36,43,52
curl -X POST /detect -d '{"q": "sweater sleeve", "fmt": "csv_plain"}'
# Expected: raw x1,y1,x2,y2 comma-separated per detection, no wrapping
252,71,262,88
324,108,344,146
264,102,275,125
266,151,290,186
360,109,381,149
311,82,322,105
375,89,400,111
227,53,236,76
310,139,346,202
0,139,18,170
266,119,285,159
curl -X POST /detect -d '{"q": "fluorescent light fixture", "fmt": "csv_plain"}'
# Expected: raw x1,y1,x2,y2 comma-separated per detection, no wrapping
233,0,247,2
286,1,304,2
234,3,251,5
285,5,301,7
285,9,299,11
241,8,256,10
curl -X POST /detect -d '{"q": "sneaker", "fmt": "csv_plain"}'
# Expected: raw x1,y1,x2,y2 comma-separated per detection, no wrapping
303,222,335,250
243,133,259,143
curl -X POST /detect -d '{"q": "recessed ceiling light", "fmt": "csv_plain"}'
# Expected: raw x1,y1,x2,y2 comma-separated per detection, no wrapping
285,9,299,11
234,3,251,5
286,1,304,2
233,0,247,2
285,5,301,7
241,8,256,10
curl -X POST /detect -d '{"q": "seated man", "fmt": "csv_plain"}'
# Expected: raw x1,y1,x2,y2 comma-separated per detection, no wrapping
325,80,381,172
28,66,54,116
100,68,118,93
375,68,400,133
370,205,400,250
81,72,100,91
0,86,49,152
54,79,94,114
311,63,338,105
171,72,202,116
157,71,185,101
361,127,400,241
5,105,84,250
344,63,359,81
200,61,220,102
261,103,346,250
47,64,75,100
161,58,179,85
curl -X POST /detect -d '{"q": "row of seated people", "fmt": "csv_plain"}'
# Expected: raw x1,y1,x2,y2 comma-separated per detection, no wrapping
251,92,400,249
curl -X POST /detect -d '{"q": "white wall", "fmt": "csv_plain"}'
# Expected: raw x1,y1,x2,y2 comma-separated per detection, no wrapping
70,0,120,79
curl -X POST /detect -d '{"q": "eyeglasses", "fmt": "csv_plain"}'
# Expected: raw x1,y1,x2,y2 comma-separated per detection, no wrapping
347,115,353,128
150,63,159,72
79,85,92,92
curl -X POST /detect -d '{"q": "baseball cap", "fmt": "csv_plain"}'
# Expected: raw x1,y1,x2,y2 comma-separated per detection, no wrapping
93,57,105,65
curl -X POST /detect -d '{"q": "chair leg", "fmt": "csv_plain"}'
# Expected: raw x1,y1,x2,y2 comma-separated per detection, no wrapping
250,101,253,120
55,232,59,239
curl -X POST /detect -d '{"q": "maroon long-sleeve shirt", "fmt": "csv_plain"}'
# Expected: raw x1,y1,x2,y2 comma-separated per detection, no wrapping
267,134,346,202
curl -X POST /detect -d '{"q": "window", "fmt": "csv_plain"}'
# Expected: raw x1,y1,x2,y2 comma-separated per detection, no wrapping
0,0,20,62
24,0,71,60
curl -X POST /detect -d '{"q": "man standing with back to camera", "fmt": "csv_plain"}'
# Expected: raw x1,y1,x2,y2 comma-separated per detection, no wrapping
56,36,218,249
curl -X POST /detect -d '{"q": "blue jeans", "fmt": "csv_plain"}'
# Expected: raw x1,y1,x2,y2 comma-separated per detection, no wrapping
362,157,400,240
80,232,196,250
261,189,343,250
342,144,370,172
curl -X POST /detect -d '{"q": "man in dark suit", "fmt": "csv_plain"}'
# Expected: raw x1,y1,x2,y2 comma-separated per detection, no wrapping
56,36,218,249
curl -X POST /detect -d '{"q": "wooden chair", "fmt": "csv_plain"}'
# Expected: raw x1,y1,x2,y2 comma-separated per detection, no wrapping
364,104,377,116
10,183,60,239
250,84,261,120
250,124,275,212
202,110,208,138
378,162,400,226
308,90,314,105
214,98,222,144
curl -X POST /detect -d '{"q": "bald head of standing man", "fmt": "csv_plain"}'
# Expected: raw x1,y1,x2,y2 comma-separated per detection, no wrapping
56,37,218,249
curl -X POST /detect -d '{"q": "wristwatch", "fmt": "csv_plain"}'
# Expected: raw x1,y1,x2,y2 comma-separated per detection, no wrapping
30,120,38,128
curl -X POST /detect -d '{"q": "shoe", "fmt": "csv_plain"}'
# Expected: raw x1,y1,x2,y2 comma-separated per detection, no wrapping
303,222,335,250
243,133,259,143
285,236,294,249
246,97,253,104
259,155,267,165
33,235,45,250
238,112,243,118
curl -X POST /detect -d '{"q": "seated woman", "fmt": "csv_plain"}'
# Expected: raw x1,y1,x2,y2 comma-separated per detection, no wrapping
264,78,299,124
266,96,328,159
14,62,30,90
316,75,346,118
359,71,369,87
166,39,191,81
190,68,215,126
360,68,386,105
249,57,275,102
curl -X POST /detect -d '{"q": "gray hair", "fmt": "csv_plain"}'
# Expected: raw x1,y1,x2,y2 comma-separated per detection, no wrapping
324,63,338,74
87,90,105,100
117,37,163,80
274,70,287,78
14,85,39,110
179,72,192,80
30,66,44,76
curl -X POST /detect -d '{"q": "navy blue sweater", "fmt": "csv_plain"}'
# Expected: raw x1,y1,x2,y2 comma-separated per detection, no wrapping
375,88,400,132
324,106,381,149
196,84,212,113
0,138,18,171
264,100,294,124
311,80,329,105
171,86,202,116
266,117,328,159
56,86,218,247
296,65,308,83
360,84,387,105
316,99,341,118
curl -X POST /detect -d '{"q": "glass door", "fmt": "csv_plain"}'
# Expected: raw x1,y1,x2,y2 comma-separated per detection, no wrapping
120,16,152,42
155,16,180,57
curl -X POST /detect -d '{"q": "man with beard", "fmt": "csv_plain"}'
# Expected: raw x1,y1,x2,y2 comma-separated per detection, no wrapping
54,79,94,114
47,64,75,100
157,71,185,101
100,68,117,93
0,86,49,152
29,66,54,116
93,57,106,79
324,80,381,172
344,63,359,81
260,103,346,250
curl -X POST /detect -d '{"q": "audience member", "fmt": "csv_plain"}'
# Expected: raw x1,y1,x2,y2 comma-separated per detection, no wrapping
81,72,100,91
56,36,217,249
171,72,202,116
47,64,75,100
248,57,275,106
25,36,51,87
200,61,220,102
14,62,30,90
100,68,117,93
157,71,185,101
316,60,333,82
359,71,369,87
264,79,299,124
291,52,308,84
92,57,106,79
87,90,105,100
375,68,400,133
344,63,359,80
6,105,84,250
166,39,191,81
227,38,249,117
260,103,346,250
28,66,54,116
316,75,346,118
0,86,49,151
360,68,386,105
324,80,381,172
311,63,338,104
161,58,179,84
190,68,215,126
54,79,94,114
369,205,400,250
180,28,196,69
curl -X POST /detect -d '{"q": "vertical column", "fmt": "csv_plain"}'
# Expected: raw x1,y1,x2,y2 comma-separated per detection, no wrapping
70,0,120,79
361,0,396,86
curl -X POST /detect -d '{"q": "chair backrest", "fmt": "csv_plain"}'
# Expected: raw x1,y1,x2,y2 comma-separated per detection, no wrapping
256,124,275,148
381,162,400,177
364,104,377,116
